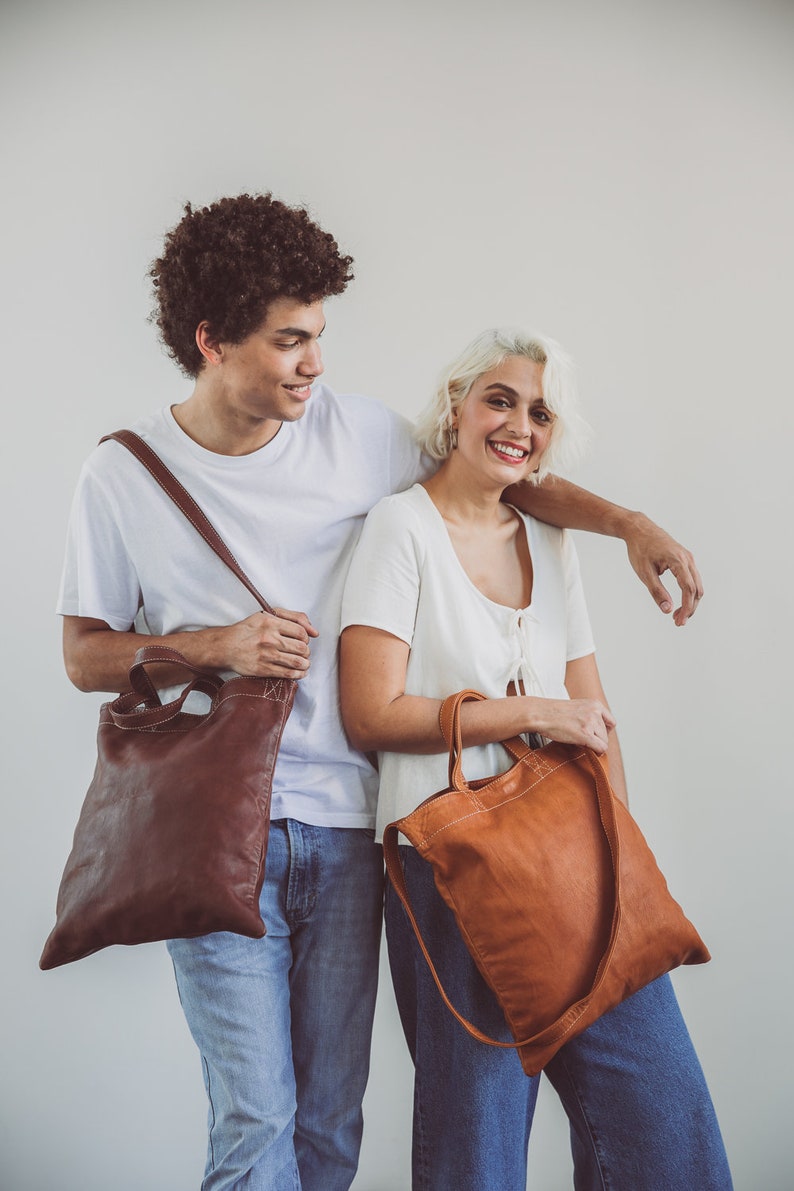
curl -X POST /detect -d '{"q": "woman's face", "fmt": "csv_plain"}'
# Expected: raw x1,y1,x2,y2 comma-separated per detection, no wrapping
452,356,555,487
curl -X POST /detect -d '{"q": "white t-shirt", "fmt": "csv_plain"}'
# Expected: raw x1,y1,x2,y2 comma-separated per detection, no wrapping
340,483,595,839
58,385,429,828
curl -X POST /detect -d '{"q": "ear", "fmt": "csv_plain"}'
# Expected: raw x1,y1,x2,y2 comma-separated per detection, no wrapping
195,320,224,367
450,392,468,427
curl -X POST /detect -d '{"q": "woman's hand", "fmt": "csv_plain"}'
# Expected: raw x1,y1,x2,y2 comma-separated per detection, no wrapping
563,654,627,803
220,608,318,679
530,697,616,754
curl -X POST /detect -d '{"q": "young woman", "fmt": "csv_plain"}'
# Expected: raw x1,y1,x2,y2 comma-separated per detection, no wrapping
339,329,731,1191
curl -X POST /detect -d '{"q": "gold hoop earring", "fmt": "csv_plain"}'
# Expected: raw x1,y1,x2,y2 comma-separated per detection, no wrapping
449,426,458,451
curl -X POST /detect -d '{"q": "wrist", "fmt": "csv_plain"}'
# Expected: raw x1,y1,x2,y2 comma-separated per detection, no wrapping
171,625,229,671
610,507,651,543
522,695,547,735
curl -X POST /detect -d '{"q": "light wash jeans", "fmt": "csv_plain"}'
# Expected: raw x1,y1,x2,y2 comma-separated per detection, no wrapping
167,820,384,1191
385,844,733,1191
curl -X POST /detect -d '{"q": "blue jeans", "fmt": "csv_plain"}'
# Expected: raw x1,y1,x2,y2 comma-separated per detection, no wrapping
167,820,384,1191
385,845,733,1191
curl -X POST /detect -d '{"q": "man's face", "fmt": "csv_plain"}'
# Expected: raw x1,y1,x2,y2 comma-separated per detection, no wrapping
213,297,326,426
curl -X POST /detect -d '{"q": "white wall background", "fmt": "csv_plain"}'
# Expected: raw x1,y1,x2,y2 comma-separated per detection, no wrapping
1,1,792,1187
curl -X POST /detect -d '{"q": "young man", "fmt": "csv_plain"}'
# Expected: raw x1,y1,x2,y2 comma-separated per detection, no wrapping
58,193,703,1191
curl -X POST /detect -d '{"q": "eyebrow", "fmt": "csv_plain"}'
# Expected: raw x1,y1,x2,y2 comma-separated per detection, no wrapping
483,383,519,397
273,324,326,339
483,383,548,405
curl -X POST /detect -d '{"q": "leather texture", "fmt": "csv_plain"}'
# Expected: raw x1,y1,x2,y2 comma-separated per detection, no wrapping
40,648,294,969
40,430,294,970
383,689,710,1076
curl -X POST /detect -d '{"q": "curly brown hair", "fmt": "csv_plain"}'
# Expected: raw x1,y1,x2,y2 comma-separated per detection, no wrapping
150,193,354,377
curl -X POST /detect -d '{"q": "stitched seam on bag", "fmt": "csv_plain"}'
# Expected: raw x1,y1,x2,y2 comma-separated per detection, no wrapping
526,753,556,778
473,749,583,794
103,689,293,732
226,681,293,703
112,703,185,729
114,679,291,710
417,752,585,845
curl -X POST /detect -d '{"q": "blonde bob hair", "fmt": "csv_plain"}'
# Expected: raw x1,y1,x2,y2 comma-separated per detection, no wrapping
414,328,590,483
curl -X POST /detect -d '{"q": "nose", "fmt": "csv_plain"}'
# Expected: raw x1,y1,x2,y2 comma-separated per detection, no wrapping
298,340,324,378
506,407,532,439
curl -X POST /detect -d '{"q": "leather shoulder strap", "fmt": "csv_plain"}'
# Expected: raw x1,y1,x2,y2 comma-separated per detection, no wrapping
100,429,276,615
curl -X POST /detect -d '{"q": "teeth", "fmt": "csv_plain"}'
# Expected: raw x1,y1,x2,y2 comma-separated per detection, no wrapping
492,442,526,458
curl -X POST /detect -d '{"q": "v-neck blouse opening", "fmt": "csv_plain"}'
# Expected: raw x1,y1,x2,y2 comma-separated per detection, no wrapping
415,483,538,619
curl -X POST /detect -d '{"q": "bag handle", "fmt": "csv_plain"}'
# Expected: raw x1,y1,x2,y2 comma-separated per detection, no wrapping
384,689,624,1054
438,688,533,789
125,645,225,705
101,430,277,616
108,647,229,726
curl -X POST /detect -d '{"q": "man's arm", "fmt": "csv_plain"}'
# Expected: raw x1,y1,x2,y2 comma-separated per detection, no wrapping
506,476,703,627
63,609,318,694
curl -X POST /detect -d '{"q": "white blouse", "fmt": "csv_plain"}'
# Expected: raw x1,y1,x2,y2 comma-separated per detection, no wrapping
340,483,595,839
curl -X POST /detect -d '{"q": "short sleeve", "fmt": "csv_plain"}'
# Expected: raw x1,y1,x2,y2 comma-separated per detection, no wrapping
561,531,596,661
56,459,142,630
340,494,425,646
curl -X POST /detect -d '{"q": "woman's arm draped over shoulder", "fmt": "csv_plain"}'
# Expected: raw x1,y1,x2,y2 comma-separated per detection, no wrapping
506,476,703,627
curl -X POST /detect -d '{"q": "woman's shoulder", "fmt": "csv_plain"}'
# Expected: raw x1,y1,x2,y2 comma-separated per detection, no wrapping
507,506,582,583
365,483,430,527
507,504,566,546
356,486,433,566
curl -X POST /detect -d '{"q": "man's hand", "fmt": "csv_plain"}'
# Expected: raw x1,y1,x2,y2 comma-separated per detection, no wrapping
63,608,320,693
503,477,704,627
622,514,704,626
222,608,319,678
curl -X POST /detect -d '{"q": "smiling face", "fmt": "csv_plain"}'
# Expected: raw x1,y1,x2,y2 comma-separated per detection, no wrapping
202,296,327,430
451,355,555,489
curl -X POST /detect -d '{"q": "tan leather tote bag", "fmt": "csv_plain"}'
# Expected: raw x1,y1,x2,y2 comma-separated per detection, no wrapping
383,689,710,1076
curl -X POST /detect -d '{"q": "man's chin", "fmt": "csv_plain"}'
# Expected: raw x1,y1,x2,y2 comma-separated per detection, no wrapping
283,401,309,422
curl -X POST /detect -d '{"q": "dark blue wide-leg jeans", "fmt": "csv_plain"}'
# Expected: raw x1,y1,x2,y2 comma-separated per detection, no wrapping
386,844,732,1191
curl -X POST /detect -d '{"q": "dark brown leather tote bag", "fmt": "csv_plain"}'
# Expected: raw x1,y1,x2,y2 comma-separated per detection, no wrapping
383,689,710,1076
40,431,295,969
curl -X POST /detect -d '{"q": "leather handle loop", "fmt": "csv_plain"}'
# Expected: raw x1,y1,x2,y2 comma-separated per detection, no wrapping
109,680,203,729
384,693,623,1055
500,737,534,763
440,689,484,789
111,649,226,725
441,689,535,791
127,646,224,703
101,431,277,615
127,662,160,708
